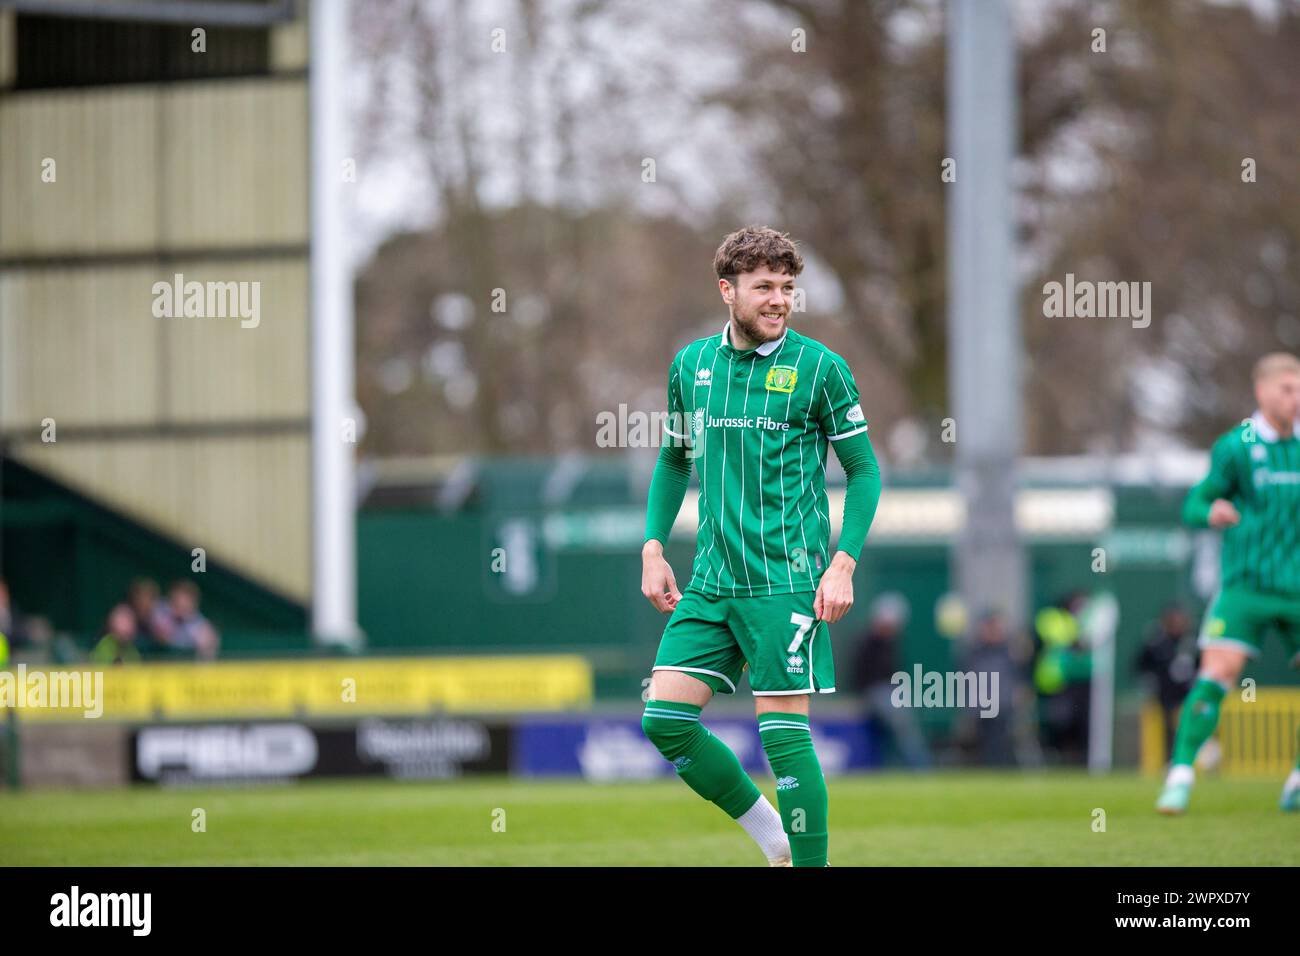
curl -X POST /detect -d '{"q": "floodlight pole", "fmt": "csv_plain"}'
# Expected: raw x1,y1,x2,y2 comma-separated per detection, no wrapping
945,0,1026,635
310,0,360,648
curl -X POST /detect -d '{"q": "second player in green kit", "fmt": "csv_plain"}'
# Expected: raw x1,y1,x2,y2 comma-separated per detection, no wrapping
1157,352,1300,815
639,226,882,866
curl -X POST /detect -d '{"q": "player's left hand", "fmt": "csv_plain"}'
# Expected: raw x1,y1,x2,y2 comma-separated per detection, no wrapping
813,552,856,624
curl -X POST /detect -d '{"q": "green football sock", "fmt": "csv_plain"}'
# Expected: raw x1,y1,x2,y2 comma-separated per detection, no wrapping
1171,677,1227,768
758,712,828,867
642,700,761,819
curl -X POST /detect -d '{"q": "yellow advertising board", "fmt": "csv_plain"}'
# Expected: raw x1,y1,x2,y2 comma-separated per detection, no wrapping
0,656,593,722
1140,687,1300,777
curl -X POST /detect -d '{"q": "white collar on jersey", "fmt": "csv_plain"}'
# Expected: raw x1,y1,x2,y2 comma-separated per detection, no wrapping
721,320,787,356
1249,409,1300,443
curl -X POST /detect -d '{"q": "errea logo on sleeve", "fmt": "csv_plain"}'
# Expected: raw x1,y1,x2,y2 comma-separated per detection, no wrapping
845,404,865,424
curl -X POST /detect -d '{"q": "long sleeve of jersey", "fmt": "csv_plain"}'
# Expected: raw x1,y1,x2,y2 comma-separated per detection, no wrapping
645,358,693,546
1183,432,1238,526
644,439,692,546
828,429,882,560
813,353,880,561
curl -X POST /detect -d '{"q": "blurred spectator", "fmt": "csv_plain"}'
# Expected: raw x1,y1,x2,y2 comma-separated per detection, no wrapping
0,577,62,664
849,592,931,769
127,578,168,651
1135,603,1200,763
959,609,1020,767
1032,591,1092,764
91,603,142,665
153,580,220,661
0,577,32,652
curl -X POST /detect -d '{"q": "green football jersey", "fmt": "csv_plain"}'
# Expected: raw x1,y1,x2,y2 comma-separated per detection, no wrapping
662,322,867,597
1185,412,1300,597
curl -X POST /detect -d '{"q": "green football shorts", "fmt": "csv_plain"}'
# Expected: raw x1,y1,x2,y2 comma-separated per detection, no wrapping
1198,588,1300,659
652,588,835,696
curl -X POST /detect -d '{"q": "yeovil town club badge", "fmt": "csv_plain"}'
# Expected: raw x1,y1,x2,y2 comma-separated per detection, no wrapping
765,365,798,393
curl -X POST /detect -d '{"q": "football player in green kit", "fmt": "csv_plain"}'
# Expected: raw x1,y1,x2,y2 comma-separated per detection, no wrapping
1157,352,1300,815
639,227,882,864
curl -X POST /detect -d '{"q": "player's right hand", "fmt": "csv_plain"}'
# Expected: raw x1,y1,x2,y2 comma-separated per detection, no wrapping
641,542,682,614
1208,498,1241,528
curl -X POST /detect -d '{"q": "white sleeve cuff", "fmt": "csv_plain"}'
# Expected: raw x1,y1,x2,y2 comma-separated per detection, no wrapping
827,425,869,442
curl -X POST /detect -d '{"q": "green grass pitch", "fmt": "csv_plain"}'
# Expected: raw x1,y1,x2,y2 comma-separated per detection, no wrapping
1,772,1295,866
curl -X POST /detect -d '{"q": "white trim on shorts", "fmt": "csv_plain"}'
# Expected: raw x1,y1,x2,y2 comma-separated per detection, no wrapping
1196,635,1260,658
751,687,837,696
651,665,737,694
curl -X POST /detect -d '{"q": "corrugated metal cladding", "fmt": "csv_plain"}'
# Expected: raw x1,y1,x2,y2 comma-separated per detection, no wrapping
1,6,312,601
0,260,308,427
0,81,308,254
19,433,311,600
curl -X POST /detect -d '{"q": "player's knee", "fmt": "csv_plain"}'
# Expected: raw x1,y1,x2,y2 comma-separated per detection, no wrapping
1199,648,1246,686
642,709,703,761
1197,665,1238,691
1205,668,1239,690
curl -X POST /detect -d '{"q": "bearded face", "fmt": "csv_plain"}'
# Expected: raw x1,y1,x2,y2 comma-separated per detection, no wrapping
726,267,794,346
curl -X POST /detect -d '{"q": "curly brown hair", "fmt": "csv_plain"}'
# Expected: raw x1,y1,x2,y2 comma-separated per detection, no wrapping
712,226,804,283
